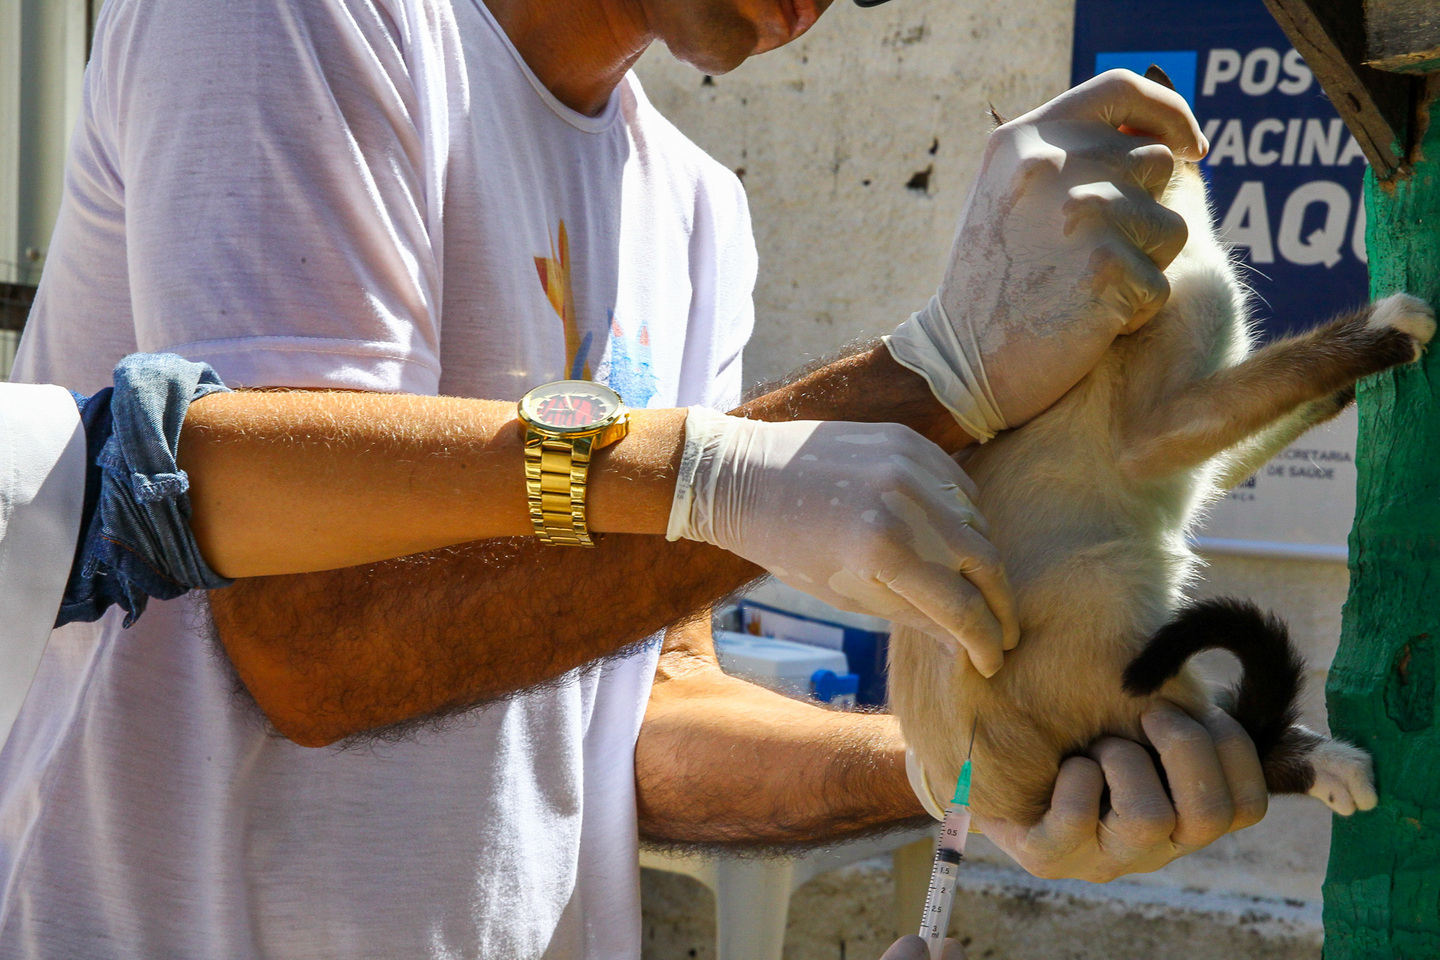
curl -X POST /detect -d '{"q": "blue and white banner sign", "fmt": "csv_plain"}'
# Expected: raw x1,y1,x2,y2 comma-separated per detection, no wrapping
1073,0,1368,561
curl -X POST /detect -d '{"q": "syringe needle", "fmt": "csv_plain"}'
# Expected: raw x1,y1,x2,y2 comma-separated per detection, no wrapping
918,758,974,960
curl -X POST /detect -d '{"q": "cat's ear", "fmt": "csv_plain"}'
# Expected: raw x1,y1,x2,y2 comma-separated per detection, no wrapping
1144,64,1177,92
988,103,1010,128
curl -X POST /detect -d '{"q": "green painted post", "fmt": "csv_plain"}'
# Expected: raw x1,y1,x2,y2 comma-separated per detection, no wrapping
1323,96,1440,959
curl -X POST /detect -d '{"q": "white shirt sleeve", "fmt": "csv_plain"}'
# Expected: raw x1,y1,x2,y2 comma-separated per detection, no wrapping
92,0,444,393
0,385,86,754
681,168,757,413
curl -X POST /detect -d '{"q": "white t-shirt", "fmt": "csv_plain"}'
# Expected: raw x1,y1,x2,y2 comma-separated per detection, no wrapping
4,0,756,956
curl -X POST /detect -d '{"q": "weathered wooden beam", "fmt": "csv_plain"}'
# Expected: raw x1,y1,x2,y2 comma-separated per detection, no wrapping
1366,0,1440,74
1263,0,1414,178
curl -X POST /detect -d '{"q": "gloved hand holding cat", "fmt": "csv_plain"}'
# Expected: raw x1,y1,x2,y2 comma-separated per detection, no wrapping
667,408,1018,676
887,69,1206,440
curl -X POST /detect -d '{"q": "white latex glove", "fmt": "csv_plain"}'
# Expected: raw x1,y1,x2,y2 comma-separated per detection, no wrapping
905,746,948,822
886,69,1207,440
881,935,967,960
976,704,1269,882
668,407,1018,675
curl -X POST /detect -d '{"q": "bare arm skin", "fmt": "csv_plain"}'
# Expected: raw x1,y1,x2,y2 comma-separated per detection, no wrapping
180,395,691,577
635,613,1265,876
636,611,928,847
208,347,964,746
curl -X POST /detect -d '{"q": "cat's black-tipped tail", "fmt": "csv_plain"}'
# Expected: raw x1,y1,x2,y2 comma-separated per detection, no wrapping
1123,598,1320,793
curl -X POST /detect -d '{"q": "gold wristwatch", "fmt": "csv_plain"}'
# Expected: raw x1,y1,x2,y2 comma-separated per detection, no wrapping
517,380,630,547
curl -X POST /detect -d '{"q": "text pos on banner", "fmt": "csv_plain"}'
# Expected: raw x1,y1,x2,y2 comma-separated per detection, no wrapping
1073,0,1369,562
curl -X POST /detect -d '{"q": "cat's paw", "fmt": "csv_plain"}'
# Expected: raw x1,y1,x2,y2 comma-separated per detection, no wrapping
1308,739,1378,815
1369,293,1436,361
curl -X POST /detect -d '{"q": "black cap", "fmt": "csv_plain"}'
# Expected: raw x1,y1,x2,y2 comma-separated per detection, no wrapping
853,0,894,6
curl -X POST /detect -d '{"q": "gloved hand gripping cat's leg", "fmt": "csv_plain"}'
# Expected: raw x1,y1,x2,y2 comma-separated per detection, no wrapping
668,409,1018,676
884,69,1206,442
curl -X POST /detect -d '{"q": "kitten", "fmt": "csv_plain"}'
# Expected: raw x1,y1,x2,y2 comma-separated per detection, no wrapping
889,82,1433,826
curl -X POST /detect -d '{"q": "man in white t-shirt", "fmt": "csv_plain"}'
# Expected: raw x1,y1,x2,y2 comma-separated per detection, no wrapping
2,0,1268,956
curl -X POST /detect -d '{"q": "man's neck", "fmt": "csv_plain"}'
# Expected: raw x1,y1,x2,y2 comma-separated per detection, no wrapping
482,0,652,116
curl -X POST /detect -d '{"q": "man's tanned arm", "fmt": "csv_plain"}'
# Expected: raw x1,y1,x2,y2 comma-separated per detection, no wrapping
210,347,961,746
636,612,927,847
637,615,1269,878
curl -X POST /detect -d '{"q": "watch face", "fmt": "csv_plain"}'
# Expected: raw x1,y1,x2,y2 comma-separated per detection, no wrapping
520,380,623,432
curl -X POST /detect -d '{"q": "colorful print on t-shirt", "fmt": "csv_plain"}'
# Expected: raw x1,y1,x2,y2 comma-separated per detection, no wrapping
534,221,592,380
596,312,657,409
535,220,657,408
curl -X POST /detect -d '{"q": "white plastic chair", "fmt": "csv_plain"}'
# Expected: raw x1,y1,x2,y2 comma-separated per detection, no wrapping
641,826,936,960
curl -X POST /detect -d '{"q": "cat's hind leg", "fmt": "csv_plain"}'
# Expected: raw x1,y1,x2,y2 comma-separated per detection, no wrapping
1119,293,1434,482
1214,387,1353,491
1307,738,1379,815
1260,725,1377,815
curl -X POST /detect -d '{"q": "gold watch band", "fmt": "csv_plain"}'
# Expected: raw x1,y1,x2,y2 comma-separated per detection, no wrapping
523,432,599,547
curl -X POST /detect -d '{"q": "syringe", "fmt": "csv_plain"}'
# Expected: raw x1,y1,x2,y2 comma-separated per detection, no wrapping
917,757,973,960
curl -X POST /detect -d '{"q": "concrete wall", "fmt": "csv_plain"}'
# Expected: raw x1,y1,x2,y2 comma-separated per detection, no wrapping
633,3,1349,956
636,0,1076,389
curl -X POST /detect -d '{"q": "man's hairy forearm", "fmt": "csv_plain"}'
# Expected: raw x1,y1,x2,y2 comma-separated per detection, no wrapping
213,535,757,745
636,618,928,847
210,347,958,745
742,342,972,451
